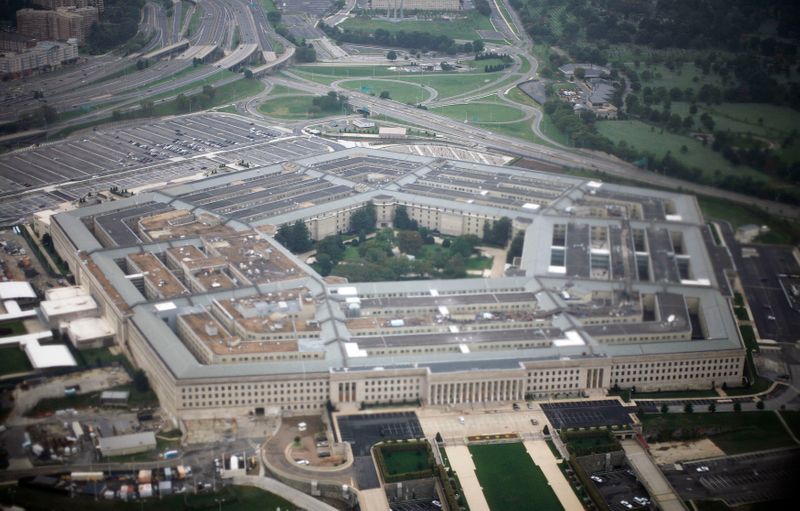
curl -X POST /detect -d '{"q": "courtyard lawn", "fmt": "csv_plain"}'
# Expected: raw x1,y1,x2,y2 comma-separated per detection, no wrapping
640,412,795,454
382,446,431,476
339,79,432,103
596,120,768,182
470,442,564,511
0,346,33,377
0,320,26,337
339,11,495,41
431,102,526,123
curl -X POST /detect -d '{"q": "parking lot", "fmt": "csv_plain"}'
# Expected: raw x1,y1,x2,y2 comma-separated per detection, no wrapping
0,113,335,225
662,448,798,506
336,411,423,490
589,468,652,511
541,399,635,429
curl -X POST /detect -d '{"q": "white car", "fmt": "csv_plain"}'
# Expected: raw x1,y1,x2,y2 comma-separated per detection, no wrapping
431,501,441,508
696,466,710,472
633,496,650,506
590,475,604,483
620,500,634,509
295,459,310,465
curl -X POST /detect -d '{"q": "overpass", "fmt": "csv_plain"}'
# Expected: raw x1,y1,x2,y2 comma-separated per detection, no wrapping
141,39,191,61
250,46,296,77
214,43,260,71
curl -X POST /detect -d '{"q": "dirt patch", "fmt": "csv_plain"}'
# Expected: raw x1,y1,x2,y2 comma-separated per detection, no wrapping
649,438,725,465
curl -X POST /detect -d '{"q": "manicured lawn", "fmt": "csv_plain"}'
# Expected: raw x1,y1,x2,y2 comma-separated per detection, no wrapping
0,485,295,511
340,11,495,41
339,79,432,103
631,389,719,399
638,63,725,91
739,325,757,352
696,195,800,244
467,58,512,71
0,346,33,376
596,120,767,182
0,320,26,337
294,65,397,84
268,84,308,95
640,412,794,454
470,442,564,511
382,446,430,476
258,95,335,119
778,410,800,439
431,102,527,123
392,72,506,99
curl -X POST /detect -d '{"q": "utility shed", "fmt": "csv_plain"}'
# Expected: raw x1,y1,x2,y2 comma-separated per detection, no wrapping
98,432,156,457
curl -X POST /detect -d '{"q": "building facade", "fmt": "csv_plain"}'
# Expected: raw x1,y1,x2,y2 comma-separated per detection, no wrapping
49,148,745,422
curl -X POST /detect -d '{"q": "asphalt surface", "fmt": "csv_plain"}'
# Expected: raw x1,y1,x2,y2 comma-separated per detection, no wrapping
661,449,798,506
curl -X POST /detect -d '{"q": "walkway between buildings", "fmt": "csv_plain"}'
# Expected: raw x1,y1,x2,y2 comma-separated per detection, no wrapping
620,439,687,511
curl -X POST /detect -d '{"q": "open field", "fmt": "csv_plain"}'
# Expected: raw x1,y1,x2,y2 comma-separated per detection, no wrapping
431,102,526,123
339,11,496,41
640,412,795,454
259,95,334,119
393,72,505,99
637,63,725,91
596,120,768,182
339,79,431,103
470,442,564,511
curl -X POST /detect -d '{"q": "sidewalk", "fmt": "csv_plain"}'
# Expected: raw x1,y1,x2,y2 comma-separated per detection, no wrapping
444,445,490,511
523,440,583,511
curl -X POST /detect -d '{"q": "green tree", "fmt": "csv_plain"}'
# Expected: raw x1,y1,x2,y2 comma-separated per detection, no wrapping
379,90,391,99
574,67,586,80
387,50,397,61
397,230,423,255
290,220,313,253
472,39,484,54
393,205,418,230
733,401,742,412
684,403,694,413
350,202,377,236
708,402,716,412
133,369,150,392
317,235,346,262
660,404,669,414
506,230,525,263
315,253,333,276
483,217,512,246
756,400,765,410
244,68,253,79
450,235,480,258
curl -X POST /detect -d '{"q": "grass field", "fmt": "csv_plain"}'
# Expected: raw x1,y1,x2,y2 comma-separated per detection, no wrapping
0,320,26,337
0,346,33,376
640,412,794,454
638,63,725,91
696,195,800,244
469,442,564,511
596,120,767,182
259,95,339,119
187,3,203,36
340,11,495,41
0,485,294,511
293,66,509,100
467,58,512,71
339,79,432,103
431,102,527,123
381,446,430,476
149,77,263,117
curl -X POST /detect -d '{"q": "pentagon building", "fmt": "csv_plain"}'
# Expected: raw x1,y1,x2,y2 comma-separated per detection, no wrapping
49,148,744,420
